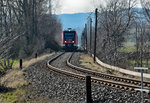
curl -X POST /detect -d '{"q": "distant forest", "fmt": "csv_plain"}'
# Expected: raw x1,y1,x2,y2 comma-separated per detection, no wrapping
0,0,62,59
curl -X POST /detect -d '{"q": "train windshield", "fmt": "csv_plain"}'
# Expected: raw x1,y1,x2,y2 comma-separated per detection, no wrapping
64,32,75,40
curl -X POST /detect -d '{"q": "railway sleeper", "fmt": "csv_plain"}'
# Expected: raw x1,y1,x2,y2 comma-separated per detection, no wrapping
107,83,111,86
113,78,117,81
115,85,120,88
125,87,130,90
120,79,123,82
123,79,127,82
120,86,126,90
138,83,146,86
98,81,103,84
143,83,148,87
143,83,149,87
103,82,107,85
92,80,97,83
117,78,120,81
133,81,138,85
126,80,130,83
128,88,134,91
107,76,111,79
111,84,116,87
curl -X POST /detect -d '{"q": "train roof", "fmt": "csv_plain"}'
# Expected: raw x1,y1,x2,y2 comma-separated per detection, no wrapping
63,28,76,32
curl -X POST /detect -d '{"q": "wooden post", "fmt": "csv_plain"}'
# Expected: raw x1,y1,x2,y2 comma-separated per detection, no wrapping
35,53,37,58
20,59,22,69
94,8,98,62
86,76,92,103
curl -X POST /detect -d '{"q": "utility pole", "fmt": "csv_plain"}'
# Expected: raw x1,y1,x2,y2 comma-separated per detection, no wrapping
94,8,98,62
49,0,51,14
140,24,144,103
90,17,92,52
85,24,87,51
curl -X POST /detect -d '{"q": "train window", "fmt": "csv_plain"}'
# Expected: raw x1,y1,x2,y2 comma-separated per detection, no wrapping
64,32,75,40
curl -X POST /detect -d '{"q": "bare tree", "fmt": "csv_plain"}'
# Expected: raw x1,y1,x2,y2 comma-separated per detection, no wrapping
141,0,150,22
96,0,137,66
135,20,150,70
0,0,61,59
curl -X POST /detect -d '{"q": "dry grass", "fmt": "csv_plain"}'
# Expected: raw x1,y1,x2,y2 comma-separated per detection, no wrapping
14,53,54,69
80,54,107,73
79,53,126,76
79,53,144,79
0,69,28,88
0,52,68,103
1,53,54,88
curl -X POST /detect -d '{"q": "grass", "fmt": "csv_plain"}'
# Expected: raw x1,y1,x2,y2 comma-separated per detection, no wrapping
0,69,29,88
13,53,54,69
129,60,150,67
79,53,150,79
129,60,150,73
0,53,67,103
0,88,65,103
0,53,54,88
123,41,135,47
0,59,19,66
79,53,115,75
118,47,136,52
0,59,20,72
13,60,20,67
117,41,136,53
0,89,27,103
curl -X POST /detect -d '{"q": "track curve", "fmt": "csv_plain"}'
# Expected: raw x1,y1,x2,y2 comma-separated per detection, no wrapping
47,52,150,92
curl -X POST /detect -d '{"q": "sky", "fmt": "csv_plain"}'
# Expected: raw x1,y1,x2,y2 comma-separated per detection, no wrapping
52,0,141,14
52,0,102,14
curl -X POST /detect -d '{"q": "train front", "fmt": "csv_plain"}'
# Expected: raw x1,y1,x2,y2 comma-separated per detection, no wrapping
62,29,78,50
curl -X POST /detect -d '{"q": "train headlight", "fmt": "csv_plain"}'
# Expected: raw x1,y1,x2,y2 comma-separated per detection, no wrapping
65,41,67,43
72,41,74,43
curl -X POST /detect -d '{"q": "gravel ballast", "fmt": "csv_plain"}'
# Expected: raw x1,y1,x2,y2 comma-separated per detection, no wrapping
24,52,150,103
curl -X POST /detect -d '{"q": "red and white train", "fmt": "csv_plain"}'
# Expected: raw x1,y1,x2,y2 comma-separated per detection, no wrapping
62,28,78,50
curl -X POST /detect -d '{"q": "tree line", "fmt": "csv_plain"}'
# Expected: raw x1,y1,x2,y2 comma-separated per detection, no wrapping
0,0,61,59
83,0,150,69
0,0,62,75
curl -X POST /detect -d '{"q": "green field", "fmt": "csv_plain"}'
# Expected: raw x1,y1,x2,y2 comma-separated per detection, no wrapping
118,47,136,52
123,42,135,47
129,60,150,66
129,60,150,73
118,41,136,53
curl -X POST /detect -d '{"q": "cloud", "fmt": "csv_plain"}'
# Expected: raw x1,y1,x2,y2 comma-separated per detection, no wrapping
53,0,102,14
62,0,91,13
53,0,141,14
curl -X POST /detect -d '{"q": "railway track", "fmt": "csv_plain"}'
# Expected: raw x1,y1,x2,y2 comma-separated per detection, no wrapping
47,52,150,92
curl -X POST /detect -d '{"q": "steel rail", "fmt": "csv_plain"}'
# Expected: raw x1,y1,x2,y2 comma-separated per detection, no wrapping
67,53,150,88
47,52,149,92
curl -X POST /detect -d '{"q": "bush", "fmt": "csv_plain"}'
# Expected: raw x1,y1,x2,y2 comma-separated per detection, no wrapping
0,59,14,72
